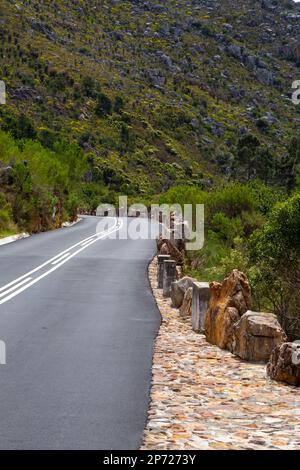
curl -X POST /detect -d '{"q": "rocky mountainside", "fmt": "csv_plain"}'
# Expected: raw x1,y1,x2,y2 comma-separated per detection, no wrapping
1,0,300,195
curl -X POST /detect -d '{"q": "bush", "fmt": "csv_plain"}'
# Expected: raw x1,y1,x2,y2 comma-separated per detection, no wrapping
95,93,112,117
0,192,13,231
250,192,300,339
0,130,89,231
211,212,243,242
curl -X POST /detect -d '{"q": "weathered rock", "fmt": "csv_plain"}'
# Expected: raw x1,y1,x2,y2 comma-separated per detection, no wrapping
171,276,196,308
148,69,166,88
232,311,287,363
192,282,210,333
267,342,300,386
0,165,14,186
9,86,41,102
205,270,251,351
29,19,57,41
227,44,243,61
157,236,184,264
179,287,193,318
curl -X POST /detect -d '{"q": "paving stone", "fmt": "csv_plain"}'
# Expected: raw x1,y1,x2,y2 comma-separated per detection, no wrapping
141,257,300,451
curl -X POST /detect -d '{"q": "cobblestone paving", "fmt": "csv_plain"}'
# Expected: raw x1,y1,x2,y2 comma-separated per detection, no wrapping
141,258,300,450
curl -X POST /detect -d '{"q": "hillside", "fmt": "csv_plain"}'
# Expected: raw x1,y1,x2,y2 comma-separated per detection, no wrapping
1,0,300,202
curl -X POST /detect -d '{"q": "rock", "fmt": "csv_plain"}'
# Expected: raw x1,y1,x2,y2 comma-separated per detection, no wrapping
0,165,14,186
9,86,41,102
148,69,166,88
158,52,173,70
267,342,300,386
190,118,200,129
160,243,169,255
179,287,193,318
227,44,243,61
205,270,251,351
192,282,210,333
203,117,225,137
157,238,184,264
261,112,278,125
29,18,57,41
255,67,275,86
232,311,287,363
171,277,196,308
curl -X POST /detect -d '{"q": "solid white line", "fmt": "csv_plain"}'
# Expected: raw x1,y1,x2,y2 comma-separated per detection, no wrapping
80,239,95,247
0,277,33,299
0,219,123,306
0,217,118,294
51,252,70,265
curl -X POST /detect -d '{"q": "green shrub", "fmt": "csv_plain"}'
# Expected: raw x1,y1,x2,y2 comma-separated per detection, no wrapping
0,192,13,231
250,192,300,339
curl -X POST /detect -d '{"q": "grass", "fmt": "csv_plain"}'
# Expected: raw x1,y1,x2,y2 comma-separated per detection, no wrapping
0,229,17,239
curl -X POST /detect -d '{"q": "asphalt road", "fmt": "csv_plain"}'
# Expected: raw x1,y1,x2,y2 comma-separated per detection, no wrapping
0,216,161,450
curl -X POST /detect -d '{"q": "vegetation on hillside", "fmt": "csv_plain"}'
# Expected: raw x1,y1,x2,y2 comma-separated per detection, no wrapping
160,181,300,339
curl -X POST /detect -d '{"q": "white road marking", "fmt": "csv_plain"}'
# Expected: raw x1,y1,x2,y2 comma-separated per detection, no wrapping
51,252,70,265
0,218,118,293
80,239,94,247
0,277,33,299
0,218,123,306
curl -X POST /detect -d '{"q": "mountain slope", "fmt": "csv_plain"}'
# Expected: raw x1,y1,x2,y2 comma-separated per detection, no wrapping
1,0,300,197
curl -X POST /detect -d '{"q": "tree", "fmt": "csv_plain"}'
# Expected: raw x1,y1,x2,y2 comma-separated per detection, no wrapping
234,134,261,181
275,137,300,191
0,192,13,231
255,147,275,184
95,93,112,117
2,113,37,140
81,76,96,97
250,192,300,338
114,95,124,113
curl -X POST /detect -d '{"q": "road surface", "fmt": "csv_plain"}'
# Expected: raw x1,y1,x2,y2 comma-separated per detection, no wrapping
0,216,161,449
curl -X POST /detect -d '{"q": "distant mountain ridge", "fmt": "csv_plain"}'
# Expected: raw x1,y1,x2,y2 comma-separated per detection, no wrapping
1,0,300,195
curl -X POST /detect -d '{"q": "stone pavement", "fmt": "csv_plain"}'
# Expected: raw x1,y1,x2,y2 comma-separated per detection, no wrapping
141,258,300,450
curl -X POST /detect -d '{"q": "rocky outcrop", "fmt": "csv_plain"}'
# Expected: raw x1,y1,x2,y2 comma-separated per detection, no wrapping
205,270,251,351
0,164,14,186
9,86,41,102
232,311,287,363
179,287,193,318
171,277,196,308
267,342,300,386
157,237,184,264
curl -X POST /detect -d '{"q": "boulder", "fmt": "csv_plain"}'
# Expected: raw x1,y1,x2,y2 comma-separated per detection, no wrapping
179,287,193,318
157,237,184,264
0,165,14,186
267,342,300,386
205,270,251,351
171,276,196,308
232,311,287,362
